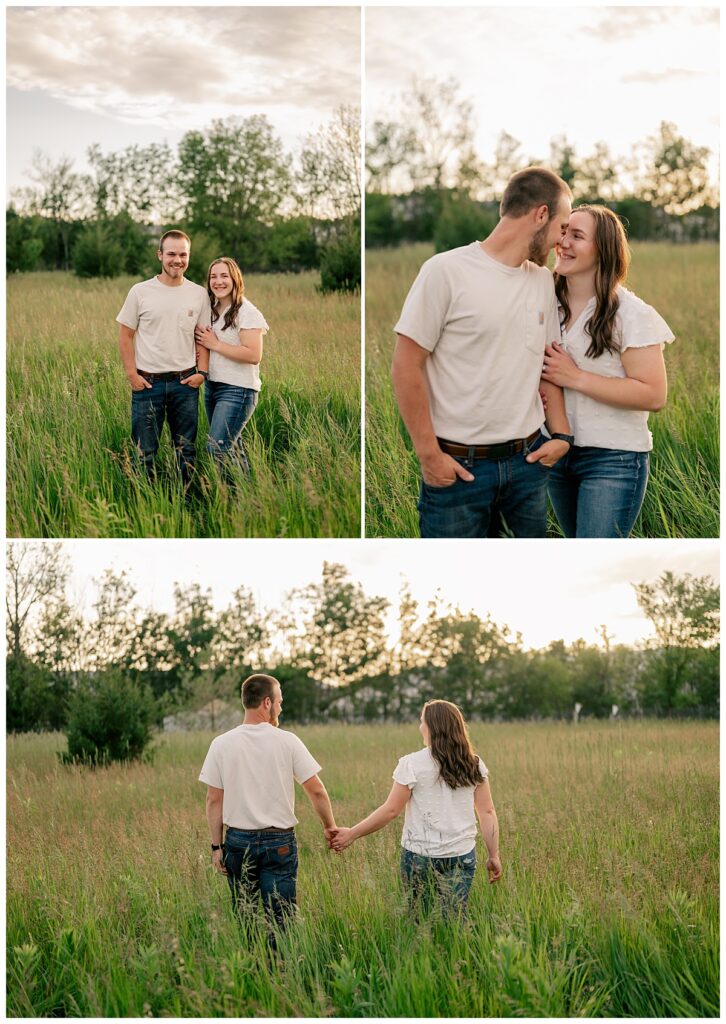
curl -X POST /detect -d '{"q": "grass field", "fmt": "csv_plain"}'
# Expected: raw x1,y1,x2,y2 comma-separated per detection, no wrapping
7,720,718,1017
7,271,360,538
365,242,719,538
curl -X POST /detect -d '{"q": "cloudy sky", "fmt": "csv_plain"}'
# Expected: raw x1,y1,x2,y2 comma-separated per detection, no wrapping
6,6,361,196
14,539,719,652
366,6,719,184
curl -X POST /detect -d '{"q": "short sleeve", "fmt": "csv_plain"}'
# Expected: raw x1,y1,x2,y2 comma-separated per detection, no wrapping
198,740,223,788
392,754,417,789
116,285,140,330
618,291,675,353
393,256,453,352
478,757,489,781
239,300,269,334
290,734,322,784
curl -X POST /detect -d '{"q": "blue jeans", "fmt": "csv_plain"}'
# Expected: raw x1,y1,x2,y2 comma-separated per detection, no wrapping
222,828,298,938
131,379,199,485
418,432,550,538
547,446,649,538
401,848,477,917
204,381,258,476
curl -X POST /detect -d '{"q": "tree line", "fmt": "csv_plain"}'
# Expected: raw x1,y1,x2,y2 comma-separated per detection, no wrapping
6,106,360,293
6,547,719,739
366,77,719,249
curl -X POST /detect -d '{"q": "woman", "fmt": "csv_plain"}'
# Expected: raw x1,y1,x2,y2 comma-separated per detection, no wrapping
330,700,502,916
194,257,268,477
541,205,674,537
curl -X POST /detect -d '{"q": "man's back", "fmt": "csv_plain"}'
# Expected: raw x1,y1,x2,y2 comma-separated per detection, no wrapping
199,723,321,829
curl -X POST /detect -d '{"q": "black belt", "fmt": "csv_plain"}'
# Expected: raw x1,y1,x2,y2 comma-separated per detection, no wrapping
438,429,539,461
137,367,196,383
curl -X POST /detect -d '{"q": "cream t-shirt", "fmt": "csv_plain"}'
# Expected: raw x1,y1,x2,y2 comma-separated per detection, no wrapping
208,298,269,391
116,277,211,373
394,242,559,445
393,746,488,857
198,723,321,829
560,286,674,451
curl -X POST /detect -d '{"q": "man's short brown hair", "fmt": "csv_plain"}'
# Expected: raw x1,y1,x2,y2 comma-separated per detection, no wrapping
500,168,572,219
158,229,191,253
241,673,278,708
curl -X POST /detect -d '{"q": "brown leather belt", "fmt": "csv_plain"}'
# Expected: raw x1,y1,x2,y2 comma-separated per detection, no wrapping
438,429,540,462
137,367,196,383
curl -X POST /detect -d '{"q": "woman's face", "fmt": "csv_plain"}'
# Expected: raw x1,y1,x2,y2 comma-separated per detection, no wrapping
209,262,234,302
554,210,598,278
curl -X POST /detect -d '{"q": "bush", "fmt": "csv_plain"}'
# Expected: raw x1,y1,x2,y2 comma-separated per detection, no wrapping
433,192,498,253
319,230,361,293
265,217,319,272
365,193,400,248
72,222,125,278
61,671,155,765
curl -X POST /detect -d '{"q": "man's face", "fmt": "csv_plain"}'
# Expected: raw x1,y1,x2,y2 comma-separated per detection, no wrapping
157,238,190,280
528,196,571,266
266,684,283,727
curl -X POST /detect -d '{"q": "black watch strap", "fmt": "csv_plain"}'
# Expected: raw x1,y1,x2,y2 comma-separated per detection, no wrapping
211,843,221,851
550,433,574,446
198,369,209,380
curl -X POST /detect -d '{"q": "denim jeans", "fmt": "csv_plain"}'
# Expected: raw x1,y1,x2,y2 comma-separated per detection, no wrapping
222,828,298,938
547,446,649,538
401,848,476,918
131,379,199,485
418,431,550,538
204,381,258,477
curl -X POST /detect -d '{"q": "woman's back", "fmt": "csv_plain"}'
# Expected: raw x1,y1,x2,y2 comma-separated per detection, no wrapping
394,747,487,857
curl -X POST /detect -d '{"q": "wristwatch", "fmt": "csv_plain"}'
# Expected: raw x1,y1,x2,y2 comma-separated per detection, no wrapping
550,433,574,446
197,369,209,380
211,843,221,851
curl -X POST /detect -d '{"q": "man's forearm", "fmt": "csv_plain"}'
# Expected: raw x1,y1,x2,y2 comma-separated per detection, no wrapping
392,360,440,459
119,329,137,379
196,344,210,373
540,380,571,434
206,800,224,845
308,788,336,830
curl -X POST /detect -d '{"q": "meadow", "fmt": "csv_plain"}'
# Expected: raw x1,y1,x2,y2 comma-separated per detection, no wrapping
365,242,719,538
7,720,718,1017
6,271,360,538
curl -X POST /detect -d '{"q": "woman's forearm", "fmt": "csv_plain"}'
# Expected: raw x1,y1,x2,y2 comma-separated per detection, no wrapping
477,808,500,859
350,803,400,842
570,369,665,412
211,340,260,364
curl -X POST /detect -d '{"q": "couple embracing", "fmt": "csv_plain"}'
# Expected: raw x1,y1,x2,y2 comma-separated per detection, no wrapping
116,230,267,487
393,167,674,538
199,674,501,945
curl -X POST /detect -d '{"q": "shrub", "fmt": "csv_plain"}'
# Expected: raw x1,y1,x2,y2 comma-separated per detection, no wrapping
319,229,361,293
265,217,319,271
72,223,125,278
61,671,155,765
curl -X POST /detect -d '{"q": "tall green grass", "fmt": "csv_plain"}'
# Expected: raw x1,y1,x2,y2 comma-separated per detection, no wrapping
7,721,718,1016
7,272,361,537
365,243,719,538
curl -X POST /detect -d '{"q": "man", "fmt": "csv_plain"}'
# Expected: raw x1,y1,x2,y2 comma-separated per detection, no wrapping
392,167,575,538
199,673,336,942
117,230,211,487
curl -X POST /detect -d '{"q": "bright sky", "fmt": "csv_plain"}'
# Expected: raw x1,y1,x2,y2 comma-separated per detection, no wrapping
5,5,361,197
366,6,719,185
20,539,719,652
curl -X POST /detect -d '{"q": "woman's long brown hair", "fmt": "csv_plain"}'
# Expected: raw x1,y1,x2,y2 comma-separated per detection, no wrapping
554,204,631,359
423,700,485,789
206,257,245,332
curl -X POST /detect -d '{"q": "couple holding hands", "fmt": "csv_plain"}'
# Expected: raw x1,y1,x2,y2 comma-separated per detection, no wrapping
200,675,501,944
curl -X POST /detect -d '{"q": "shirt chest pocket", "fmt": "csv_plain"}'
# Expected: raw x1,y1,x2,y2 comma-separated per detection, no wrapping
178,309,198,336
524,304,548,357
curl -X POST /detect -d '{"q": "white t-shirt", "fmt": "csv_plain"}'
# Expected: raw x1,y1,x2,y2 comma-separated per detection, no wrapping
393,746,488,857
208,299,269,391
198,723,321,829
394,242,560,445
560,286,675,451
116,277,211,373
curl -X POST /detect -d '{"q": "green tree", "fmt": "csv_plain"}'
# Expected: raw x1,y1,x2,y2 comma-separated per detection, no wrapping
637,122,715,214
62,670,155,765
11,152,87,268
298,106,360,225
634,571,720,711
177,116,292,266
86,142,180,223
6,543,69,660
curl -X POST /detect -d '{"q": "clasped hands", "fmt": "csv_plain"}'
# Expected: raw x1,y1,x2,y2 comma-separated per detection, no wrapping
194,325,220,352
323,826,355,853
